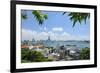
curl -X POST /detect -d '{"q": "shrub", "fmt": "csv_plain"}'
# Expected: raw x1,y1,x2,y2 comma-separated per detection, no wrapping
80,48,90,59
21,49,52,63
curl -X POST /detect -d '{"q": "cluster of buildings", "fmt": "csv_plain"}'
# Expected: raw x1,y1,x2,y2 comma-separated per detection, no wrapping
21,36,81,61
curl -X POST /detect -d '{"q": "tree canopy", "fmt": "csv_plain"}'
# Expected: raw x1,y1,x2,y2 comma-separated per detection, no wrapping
80,48,90,59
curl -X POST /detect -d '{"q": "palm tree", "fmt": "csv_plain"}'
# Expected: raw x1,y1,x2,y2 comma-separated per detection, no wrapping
63,12,90,27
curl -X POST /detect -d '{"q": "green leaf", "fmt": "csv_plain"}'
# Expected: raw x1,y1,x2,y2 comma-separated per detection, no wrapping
63,12,66,15
32,10,48,25
21,14,27,19
67,12,90,27
43,14,48,19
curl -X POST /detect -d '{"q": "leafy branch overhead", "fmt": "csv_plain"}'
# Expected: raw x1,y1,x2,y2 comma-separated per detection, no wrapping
21,10,48,25
63,12,90,27
32,10,48,25
21,10,90,27
21,13,27,19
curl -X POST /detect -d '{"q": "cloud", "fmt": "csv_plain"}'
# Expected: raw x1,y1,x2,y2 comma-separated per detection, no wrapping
44,27,47,31
52,27,63,32
21,29,35,41
22,28,89,41
39,27,47,31
22,29,49,41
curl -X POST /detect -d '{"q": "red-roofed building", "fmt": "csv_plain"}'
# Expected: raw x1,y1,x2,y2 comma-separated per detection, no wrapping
21,45,29,49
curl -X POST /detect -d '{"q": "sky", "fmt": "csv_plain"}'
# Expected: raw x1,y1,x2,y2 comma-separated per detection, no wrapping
21,10,90,41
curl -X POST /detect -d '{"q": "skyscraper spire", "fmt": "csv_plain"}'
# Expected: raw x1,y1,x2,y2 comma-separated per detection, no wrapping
48,35,50,41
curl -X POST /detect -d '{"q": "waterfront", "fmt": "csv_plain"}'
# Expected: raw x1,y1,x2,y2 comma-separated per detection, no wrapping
21,39,90,63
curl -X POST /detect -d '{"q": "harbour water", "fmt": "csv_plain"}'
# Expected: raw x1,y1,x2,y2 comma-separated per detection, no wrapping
41,40,90,49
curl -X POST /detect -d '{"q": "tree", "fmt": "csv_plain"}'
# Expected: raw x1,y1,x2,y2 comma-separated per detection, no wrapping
63,12,90,27
21,10,90,27
32,10,48,25
21,49,52,63
21,10,48,25
21,10,27,19
80,48,90,59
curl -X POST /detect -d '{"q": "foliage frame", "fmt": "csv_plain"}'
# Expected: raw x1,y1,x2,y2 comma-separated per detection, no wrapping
10,1,97,73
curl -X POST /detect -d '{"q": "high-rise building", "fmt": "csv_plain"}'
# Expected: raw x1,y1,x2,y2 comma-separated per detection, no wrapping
48,35,50,41
32,37,35,42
